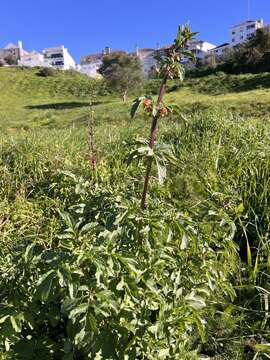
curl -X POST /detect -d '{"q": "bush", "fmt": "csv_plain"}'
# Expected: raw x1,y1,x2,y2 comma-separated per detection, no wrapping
0,173,237,358
38,67,58,77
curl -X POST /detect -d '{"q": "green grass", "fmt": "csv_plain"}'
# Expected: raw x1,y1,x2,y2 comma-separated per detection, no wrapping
1,68,270,359
1,68,270,131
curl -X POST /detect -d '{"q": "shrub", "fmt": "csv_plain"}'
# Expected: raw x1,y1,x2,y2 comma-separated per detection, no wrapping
38,67,58,77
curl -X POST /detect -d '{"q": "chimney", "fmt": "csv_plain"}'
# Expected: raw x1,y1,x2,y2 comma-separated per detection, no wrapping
18,41,23,49
135,45,139,56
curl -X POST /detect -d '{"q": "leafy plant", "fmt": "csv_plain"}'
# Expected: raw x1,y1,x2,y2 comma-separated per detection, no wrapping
130,25,197,209
0,173,238,359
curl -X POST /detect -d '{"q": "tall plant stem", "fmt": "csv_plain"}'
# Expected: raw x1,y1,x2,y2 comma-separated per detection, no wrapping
87,103,98,180
141,77,168,210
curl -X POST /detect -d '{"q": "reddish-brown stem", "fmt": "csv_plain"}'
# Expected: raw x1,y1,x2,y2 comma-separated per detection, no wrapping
140,77,168,210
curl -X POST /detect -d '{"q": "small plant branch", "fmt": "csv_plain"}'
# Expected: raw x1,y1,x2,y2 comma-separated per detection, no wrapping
87,103,97,172
141,77,168,210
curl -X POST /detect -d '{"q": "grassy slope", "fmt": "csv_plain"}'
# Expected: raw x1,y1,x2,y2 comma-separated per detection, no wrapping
1,67,270,248
1,68,270,130
1,68,270,358
0,67,121,129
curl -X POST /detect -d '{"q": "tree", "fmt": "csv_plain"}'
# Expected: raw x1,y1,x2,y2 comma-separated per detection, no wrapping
4,54,17,66
203,53,217,69
249,27,270,53
98,52,144,102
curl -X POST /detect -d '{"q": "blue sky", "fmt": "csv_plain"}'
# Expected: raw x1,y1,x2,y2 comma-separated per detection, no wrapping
0,0,269,63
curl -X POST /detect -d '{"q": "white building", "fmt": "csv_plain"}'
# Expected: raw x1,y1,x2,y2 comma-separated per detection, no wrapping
18,51,48,67
0,41,28,64
136,48,157,77
43,46,76,70
79,54,103,78
209,43,230,58
79,48,124,78
230,19,264,46
187,40,216,60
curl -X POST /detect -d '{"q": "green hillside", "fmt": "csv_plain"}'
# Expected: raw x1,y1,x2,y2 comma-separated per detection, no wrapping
1,67,270,130
1,68,270,359
0,67,110,128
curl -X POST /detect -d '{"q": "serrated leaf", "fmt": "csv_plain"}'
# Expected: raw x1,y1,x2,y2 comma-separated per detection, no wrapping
130,96,145,118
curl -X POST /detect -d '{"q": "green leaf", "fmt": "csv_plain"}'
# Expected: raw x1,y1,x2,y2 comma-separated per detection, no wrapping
158,348,170,359
255,343,270,352
181,50,196,62
86,310,97,332
247,239,252,271
185,292,206,310
175,25,182,47
35,270,56,301
10,315,22,333
130,96,145,118
235,202,244,216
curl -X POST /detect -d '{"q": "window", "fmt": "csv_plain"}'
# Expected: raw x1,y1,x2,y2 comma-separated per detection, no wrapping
51,53,63,58
55,61,64,66
240,36,244,40
232,38,235,42
247,24,255,30
232,31,236,35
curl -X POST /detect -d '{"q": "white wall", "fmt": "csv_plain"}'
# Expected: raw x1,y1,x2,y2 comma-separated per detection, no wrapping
78,60,102,78
137,49,157,77
209,44,230,58
19,52,46,67
230,19,264,46
43,46,76,70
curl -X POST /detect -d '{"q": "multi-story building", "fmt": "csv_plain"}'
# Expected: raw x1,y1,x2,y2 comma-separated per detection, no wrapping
209,19,264,61
0,41,28,64
187,40,216,60
136,48,157,76
79,53,103,78
79,47,123,78
18,51,47,67
230,19,264,46
43,46,76,70
209,43,230,58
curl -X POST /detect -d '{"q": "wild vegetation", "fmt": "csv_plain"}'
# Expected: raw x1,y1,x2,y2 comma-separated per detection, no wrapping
195,26,270,75
1,33,270,358
98,52,144,102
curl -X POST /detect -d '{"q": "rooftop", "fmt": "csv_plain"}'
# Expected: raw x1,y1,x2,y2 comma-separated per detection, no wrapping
4,43,19,49
214,42,230,49
231,19,263,28
43,46,65,52
138,48,156,53
81,54,103,64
